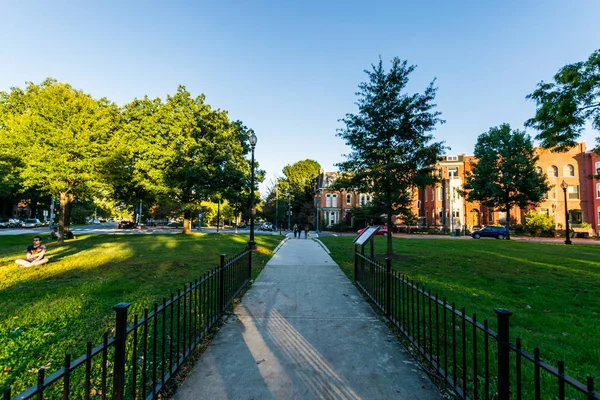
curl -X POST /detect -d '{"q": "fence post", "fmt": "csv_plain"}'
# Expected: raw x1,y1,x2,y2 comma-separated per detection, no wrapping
219,254,226,314
495,308,513,400
354,245,358,283
385,258,391,318
248,249,252,280
3,387,11,400
112,302,130,400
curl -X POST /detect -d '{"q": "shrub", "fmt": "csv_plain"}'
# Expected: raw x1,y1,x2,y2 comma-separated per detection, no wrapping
524,211,554,237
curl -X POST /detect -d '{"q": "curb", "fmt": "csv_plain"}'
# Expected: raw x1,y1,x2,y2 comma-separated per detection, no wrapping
272,237,289,254
312,238,330,254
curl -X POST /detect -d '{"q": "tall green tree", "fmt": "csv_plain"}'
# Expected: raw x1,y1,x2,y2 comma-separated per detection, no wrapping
526,49,600,152
0,79,119,242
337,57,446,256
103,96,164,221
157,86,251,233
464,124,550,239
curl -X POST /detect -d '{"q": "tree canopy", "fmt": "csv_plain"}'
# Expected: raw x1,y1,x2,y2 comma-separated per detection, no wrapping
0,79,119,242
0,79,259,236
526,49,600,152
337,57,446,255
464,123,550,239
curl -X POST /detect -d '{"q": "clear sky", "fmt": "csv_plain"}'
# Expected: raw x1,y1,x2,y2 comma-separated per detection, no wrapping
1,0,599,197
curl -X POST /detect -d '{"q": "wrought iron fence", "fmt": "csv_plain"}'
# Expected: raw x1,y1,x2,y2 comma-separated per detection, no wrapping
4,248,252,400
354,248,599,400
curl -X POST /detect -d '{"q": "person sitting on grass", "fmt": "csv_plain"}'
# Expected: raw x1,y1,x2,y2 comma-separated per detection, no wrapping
15,236,49,267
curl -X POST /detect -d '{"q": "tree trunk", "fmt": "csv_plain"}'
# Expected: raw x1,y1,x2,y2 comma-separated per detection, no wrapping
386,194,394,256
58,192,67,244
183,209,192,234
505,204,511,240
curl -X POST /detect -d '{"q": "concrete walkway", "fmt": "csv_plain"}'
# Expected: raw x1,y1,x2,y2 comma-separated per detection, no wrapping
174,238,442,400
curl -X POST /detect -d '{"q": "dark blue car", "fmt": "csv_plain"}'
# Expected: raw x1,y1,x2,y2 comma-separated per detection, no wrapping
470,226,507,239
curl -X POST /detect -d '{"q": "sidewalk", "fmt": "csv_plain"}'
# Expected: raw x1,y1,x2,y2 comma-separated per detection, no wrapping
174,238,442,400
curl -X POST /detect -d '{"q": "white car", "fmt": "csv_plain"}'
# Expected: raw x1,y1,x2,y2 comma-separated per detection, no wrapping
22,218,42,228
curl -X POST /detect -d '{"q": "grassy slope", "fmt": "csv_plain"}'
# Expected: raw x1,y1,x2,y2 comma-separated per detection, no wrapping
319,236,600,383
0,233,282,392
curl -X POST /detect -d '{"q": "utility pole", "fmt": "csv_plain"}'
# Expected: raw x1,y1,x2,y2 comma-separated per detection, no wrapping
138,200,143,224
288,197,291,231
275,186,279,233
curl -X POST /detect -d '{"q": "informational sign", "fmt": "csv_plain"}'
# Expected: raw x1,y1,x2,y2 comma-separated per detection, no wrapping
353,226,381,246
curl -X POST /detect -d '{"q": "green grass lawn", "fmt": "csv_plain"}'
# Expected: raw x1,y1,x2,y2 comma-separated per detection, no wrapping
0,233,282,393
319,236,600,385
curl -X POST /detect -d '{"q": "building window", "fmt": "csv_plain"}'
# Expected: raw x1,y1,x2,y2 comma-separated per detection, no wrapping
326,194,331,207
366,195,371,203
569,210,582,224
448,167,458,179
563,164,575,177
547,165,558,177
446,155,458,161
346,193,352,204
568,185,579,200
417,200,422,209
535,167,542,175
596,183,600,199
540,208,549,216
550,188,556,199
437,187,442,201
597,207,600,225
332,194,338,207
424,189,428,202
489,212,494,223
595,162,600,175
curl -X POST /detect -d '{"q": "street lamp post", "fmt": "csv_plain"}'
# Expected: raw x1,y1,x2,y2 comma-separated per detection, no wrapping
275,186,279,235
248,131,257,250
560,180,572,245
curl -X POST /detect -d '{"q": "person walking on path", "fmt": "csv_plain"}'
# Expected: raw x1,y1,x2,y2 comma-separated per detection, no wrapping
293,223,298,238
15,236,49,267
304,226,309,238
174,238,441,400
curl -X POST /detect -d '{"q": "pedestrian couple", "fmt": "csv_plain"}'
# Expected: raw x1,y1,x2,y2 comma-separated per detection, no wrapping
292,224,309,239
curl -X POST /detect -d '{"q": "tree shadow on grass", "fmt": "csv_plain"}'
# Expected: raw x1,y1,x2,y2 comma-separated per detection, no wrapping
0,233,281,393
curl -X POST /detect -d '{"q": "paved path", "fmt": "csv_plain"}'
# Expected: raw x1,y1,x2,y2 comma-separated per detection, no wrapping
174,238,442,400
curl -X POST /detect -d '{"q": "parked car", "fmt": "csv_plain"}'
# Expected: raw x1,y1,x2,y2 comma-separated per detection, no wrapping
470,226,507,239
260,222,273,231
10,218,22,227
22,218,42,228
117,219,138,229
356,225,390,237
0,218,14,228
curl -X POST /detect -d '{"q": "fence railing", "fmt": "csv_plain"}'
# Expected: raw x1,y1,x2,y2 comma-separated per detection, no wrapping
354,247,599,400
4,248,253,400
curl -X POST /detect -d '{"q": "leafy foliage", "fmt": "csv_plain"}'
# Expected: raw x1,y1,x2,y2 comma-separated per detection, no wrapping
464,124,550,239
526,49,600,152
0,79,119,241
336,57,446,254
524,210,555,236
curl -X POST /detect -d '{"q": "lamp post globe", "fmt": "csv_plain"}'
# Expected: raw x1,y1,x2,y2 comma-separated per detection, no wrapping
560,180,572,245
248,131,258,250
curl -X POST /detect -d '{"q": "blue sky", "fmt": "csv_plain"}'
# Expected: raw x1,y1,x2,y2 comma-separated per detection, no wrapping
1,1,599,196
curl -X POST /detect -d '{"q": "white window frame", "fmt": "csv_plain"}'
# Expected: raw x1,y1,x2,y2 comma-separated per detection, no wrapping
547,166,558,177
597,206,600,225
446,155,458,161
346,193,352,205
595,162,600,175
568,185,579,200
596,183,600,199
448,167,458,179
326,194,331,207
563,164,574,177
437,187,442,201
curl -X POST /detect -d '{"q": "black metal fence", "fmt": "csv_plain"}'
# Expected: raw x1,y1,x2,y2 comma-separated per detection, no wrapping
3,248,253,400
354,247,599,400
